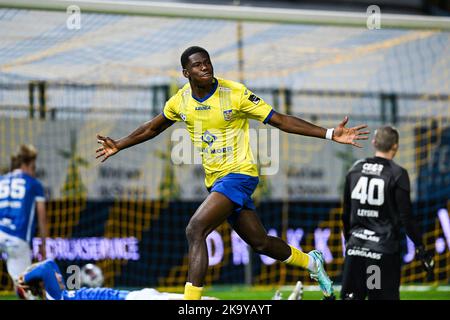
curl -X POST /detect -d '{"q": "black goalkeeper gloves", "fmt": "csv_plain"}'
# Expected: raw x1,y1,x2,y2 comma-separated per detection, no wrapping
415,246,435,275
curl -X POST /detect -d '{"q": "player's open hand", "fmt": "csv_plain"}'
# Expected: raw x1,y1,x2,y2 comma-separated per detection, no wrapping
332,116,369,148
96,134,119,162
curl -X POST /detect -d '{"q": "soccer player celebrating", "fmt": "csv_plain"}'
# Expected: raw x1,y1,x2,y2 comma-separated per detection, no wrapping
0,145,47,291
96,46,369,300
341,126,435,300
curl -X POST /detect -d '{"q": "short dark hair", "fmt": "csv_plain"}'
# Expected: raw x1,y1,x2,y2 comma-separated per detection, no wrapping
373,126,399,152
180,46,210,69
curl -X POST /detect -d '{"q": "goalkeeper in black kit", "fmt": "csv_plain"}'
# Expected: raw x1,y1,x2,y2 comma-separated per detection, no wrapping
341,126,434,300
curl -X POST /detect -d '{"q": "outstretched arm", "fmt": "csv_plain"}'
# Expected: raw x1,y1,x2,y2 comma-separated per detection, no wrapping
96,113,174,162
268,111,369,147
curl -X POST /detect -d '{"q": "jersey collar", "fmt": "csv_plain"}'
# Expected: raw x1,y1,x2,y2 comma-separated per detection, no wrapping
191,78,218,103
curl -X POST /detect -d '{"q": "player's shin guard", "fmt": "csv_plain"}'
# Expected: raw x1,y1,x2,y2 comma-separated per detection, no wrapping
184,282,203,300
283,245,311,270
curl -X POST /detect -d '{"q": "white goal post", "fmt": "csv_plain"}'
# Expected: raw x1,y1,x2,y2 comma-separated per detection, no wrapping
0,0,449,30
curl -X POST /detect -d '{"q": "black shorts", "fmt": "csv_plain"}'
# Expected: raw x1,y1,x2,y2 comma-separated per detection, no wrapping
341,248,401,300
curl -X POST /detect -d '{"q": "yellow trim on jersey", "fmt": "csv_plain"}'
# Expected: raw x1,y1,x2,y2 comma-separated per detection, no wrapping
163,78,273,188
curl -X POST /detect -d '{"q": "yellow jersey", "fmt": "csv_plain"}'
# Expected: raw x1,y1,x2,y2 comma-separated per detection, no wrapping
163,78,274,188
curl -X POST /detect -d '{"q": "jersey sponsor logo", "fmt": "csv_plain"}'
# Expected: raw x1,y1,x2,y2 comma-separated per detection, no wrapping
223,109,232,121
248,94,260,105
195,105,211,111
200,146,233,154
347,248,382,260
180,113,187,121
357,209,379,218
352,229,380,242
362,163,384,175
201,130,217,147
0,217,16,230
0,200,22,209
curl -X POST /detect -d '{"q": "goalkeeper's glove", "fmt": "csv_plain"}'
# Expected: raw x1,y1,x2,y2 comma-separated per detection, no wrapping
415,246,435,275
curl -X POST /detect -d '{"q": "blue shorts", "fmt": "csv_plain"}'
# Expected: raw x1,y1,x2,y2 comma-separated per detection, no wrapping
208,173,259,225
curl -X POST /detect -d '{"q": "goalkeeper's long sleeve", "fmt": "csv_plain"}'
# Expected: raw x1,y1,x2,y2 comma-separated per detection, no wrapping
395,186,423,247
342,175,352,241
395,170,423,247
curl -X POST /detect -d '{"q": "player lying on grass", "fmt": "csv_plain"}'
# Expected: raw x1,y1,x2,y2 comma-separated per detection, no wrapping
16,259,217,300
96,46,370,300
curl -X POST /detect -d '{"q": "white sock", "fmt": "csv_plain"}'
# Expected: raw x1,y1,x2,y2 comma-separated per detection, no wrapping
307,255,318,273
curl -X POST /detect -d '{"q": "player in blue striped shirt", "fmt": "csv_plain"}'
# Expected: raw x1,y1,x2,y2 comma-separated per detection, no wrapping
0,144,47,290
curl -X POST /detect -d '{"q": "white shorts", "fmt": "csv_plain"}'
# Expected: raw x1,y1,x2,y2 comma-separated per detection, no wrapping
0,230,32,281
125,288,218,300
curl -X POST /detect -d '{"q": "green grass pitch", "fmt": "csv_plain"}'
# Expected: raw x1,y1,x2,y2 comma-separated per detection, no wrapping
203,285,450,300
2,285,449,300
